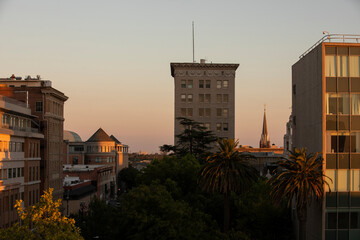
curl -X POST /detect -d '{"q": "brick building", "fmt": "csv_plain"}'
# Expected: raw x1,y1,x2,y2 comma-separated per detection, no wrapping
0,75,68,200
0,95,43,227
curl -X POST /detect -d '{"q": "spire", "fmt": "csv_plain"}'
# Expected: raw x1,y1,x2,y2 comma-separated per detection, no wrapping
260,105,270,148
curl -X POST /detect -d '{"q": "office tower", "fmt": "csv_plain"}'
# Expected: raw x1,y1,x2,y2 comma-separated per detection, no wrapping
0,75,68,200
0,95,43,227
170,60,239,145
292,34,360,240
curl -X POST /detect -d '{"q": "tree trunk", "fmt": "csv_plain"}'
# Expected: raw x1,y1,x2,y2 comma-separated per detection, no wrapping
224,192,230,233
297,206,307,240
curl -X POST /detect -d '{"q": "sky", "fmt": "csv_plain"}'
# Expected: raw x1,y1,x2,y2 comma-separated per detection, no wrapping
0,0,359,153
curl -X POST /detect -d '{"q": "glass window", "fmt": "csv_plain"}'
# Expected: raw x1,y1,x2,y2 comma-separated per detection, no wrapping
199,108,204,117
326,93,337,115
223,80,229,89
187,94,193,103
326,212,337,229
352,94,360,115
326,132,337,153
338,212,350,229
217,94,222,103
181,80,186,88
204,123,210,131
199,94,204,103
187,108,193,117
325,55,337,77
350,56,360,77
327,169,336,192
351,170,360,192
339,93,350,114
223,109,228,118
216,123,221,131
8,169,11,179
217,108,222,117
205,94,211,103
339,132,350,152
206,80,211,88
337,56,349,77
217,80,222,89
187,80,193,89
205,108,211,117
351,132,360,153
223,94,229,103
223,123,228,131
351,212,360,229
199,80,204,88
181,108,186,117
338,170,349,191
35,102,43,112
181,94,186,102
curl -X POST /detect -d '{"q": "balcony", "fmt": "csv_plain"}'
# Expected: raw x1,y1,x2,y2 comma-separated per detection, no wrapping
0,124,39,133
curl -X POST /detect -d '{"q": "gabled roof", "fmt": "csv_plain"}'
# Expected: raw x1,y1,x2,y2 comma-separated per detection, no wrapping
110,135,121,144
86,128,113,142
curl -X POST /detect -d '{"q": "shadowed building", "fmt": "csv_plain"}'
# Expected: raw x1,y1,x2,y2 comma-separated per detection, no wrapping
260,107,271,148
292,34,360,240
170,60,239,145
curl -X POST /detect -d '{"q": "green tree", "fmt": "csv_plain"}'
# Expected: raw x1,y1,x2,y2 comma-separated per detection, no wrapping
269,148,329,240
119,182,223,240
118,165,140,193
160,117,217,159
198,139,258,233
0,188,83,240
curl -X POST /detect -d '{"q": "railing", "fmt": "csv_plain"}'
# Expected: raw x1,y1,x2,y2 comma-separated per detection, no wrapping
0,124,39,133
299,34,360,59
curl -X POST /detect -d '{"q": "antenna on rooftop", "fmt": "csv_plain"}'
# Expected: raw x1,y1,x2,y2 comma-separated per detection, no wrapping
192,21,195,63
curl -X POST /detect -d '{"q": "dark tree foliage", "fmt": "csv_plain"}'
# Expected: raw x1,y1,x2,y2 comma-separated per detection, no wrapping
118,165,140,193
159,117,217,160
159,144,176,155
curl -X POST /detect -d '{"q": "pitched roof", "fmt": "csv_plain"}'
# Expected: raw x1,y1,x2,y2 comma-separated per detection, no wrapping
86,128,113,142
110,135,121,144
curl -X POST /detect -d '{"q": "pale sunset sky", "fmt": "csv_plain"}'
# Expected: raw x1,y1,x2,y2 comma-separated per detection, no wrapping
0,0,359,153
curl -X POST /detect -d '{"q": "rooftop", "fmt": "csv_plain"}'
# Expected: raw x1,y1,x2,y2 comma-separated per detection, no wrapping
87,128,113,142
64,130,83,142
300,33,360,59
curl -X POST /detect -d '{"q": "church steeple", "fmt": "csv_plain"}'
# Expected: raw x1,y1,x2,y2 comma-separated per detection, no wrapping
260,105,271,148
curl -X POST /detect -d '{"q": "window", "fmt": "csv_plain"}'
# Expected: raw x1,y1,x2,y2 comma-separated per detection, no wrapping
205,80,211,88
187,108,193,117
187,80,193,89
339,132,350,152
216,123,222,132
223,94,229,103
181,80,186,88
199,94,204,103
325,55,337,77
326,132,337,153
187,94,193,103
223,123,228,131
205,108,211,117
199,108,204,117
181,108,186,116
326,93,337,115
339,93,350,114
181,94,186,102
217,94,222,103
338,170,349,191
217,80,222,89
352,94,360,115
217,108,222,117
35,102,43,112
350,55,360,77
223,109,228,118
17,168,20,177
199,80,204,88
204,123,210,131
12,168,16,178
205,94,211,103
223,80,228,88
8,169,11,179
337,55,349,77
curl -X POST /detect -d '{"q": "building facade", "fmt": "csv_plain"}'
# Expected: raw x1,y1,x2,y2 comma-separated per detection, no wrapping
0,95,43,227
170,60,239,144
292,35,360,240
0,75,68,200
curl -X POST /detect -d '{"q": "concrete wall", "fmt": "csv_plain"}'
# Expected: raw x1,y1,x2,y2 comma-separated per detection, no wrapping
292,44,324,240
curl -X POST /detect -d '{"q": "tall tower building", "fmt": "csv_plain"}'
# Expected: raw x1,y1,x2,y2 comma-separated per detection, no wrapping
292,34,360,240
0,75,68,200
170,60,239,144
260,107,270,148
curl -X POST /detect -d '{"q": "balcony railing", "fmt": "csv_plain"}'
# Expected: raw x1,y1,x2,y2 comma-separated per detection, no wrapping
299,34,360,59
0,124,39,133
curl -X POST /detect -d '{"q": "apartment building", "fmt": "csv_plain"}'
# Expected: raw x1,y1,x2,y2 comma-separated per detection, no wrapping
170,60,239,144
292,34,360,240
0,75,68,200
0,95,43,227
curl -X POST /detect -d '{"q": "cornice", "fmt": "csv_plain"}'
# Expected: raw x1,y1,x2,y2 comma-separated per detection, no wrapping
170,62,239,77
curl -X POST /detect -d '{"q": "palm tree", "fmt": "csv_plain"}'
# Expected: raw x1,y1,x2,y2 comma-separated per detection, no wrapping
269,148,329,240
198,138,258,233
